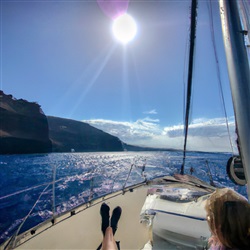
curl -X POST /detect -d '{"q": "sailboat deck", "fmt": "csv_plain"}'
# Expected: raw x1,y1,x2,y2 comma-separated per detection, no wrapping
3,176,212,250
15,184,151,250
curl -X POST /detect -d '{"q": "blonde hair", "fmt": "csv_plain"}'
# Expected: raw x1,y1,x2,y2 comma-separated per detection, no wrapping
205,188,250,249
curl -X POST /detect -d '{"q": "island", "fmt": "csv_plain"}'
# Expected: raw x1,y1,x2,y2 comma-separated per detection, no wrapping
0,91,52,154
47,116,123,152
0,91,123,154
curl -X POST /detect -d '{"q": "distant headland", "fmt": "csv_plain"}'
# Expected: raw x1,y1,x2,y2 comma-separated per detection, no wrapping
0,91,123,154
0,91,52,154
0,91,179,155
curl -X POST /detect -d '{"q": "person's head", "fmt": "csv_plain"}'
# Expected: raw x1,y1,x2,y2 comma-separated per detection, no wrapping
205,188,250,249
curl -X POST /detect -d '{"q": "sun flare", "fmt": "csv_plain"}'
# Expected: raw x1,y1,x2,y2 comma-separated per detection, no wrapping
112,13,137,44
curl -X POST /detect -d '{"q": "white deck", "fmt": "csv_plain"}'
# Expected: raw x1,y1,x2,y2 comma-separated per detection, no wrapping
2,176,213,250
15,185,151,250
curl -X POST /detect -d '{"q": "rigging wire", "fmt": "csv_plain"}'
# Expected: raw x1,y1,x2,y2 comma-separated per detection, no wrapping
181,0,198,175
52,165,56,217
208,0,235,155
10,183,51,249
0,180,61,201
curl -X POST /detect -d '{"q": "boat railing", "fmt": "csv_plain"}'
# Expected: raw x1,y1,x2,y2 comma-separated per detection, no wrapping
1,152,247,250
0,155,149,249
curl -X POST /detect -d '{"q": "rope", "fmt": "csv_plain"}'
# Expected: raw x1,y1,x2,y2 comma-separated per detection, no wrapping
0,180,57,201
52,165,57,216
208,0,235,154
205,160,216,187
0,184,46,201
123,163,134,191
10,183,51,248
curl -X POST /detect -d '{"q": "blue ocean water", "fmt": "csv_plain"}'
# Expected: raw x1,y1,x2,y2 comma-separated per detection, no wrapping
0,151,247,245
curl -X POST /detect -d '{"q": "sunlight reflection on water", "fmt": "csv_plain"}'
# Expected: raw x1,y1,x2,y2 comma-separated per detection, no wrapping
0,151,247,244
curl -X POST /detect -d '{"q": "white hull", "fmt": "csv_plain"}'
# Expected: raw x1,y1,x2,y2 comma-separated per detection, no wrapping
1,176,214,250
140,176,212,249
152,197,210,248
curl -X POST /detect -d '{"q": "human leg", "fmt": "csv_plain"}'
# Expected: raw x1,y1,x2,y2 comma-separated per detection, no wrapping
98,204,122,250
102,227,118,250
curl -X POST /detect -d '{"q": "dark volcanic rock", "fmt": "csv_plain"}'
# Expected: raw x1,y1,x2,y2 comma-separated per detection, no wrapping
0,91,124,154
47,116,123,152
0,91,52,154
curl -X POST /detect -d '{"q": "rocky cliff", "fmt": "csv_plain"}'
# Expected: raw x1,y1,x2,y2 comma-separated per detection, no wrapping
0,91,124,154
47,116,123,152
0,91,52,154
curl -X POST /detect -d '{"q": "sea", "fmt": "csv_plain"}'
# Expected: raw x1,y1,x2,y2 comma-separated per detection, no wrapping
0,151,247,245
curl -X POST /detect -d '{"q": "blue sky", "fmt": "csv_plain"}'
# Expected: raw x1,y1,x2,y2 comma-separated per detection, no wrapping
1,0,236,152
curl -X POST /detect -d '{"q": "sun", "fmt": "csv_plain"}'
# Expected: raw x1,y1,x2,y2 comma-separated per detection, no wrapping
112,13,137,44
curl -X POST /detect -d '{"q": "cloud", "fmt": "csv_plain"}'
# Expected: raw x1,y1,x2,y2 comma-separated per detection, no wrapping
164,117,235,138
143,109,157,115
83,118,161,142
83,116,237,153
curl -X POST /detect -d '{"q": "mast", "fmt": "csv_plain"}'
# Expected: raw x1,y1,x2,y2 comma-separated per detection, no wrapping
219,0,250,201
181,0,198,175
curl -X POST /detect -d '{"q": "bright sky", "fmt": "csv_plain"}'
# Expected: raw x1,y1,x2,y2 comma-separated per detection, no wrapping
1,0,236,152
